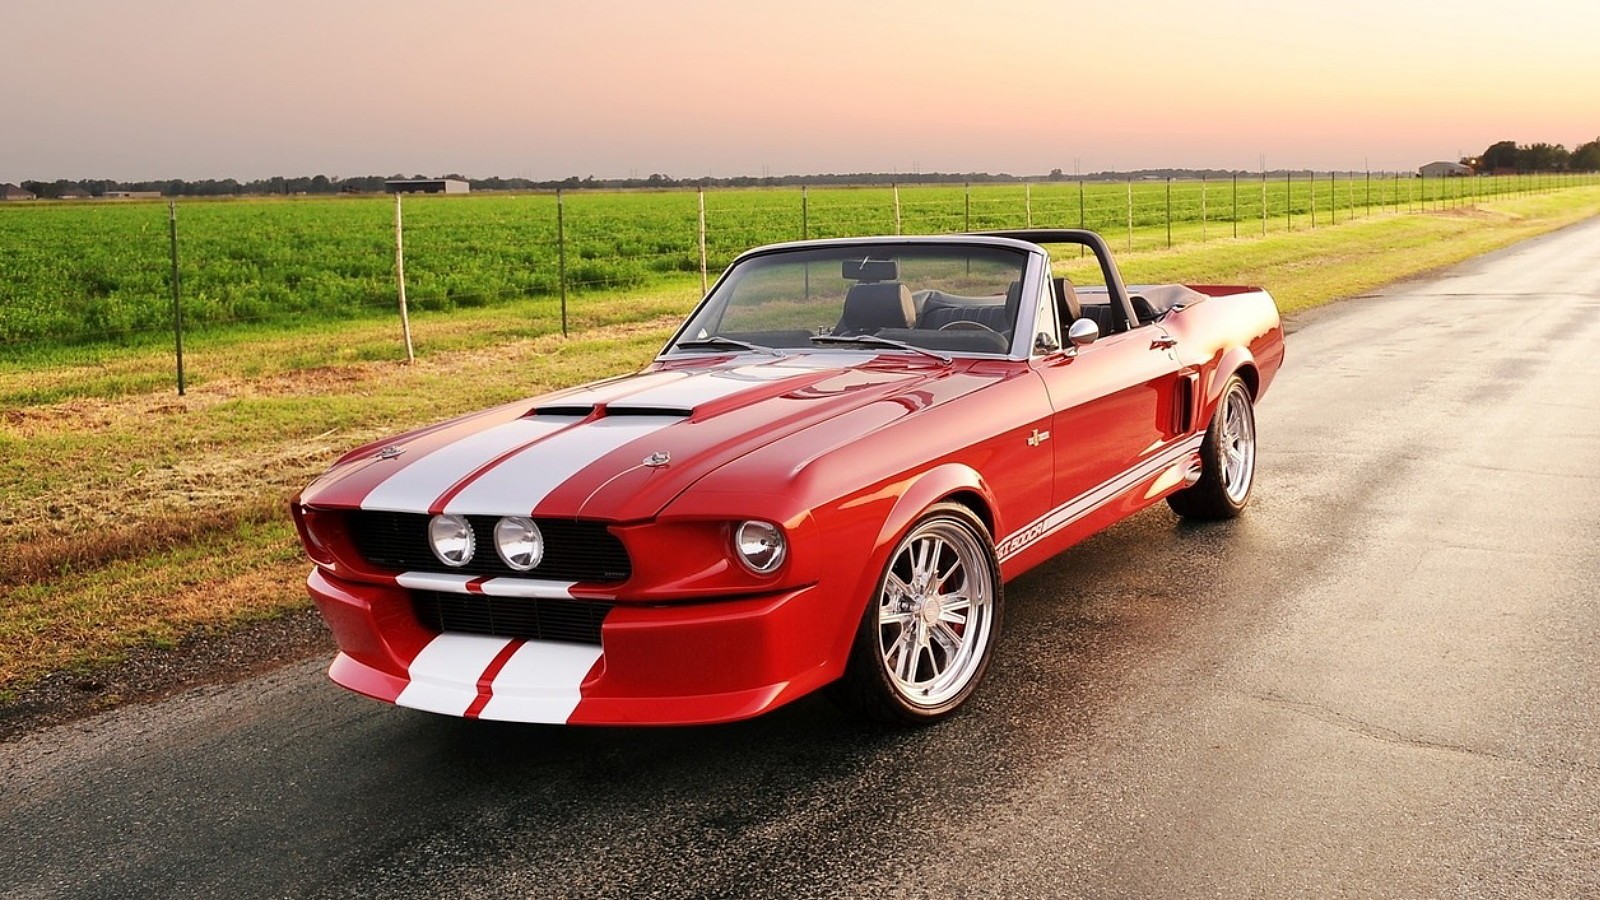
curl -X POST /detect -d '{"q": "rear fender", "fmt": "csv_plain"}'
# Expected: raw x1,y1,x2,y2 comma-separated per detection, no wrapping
1207,346,1259,409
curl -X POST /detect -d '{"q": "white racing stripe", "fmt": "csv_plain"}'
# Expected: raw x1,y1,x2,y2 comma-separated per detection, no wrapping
476,641,605,723
554,370,690,406
393,572,578,599
395,572,477,593
360,415,582,513
478,579,578,599
443,415,682,516
395,633,515,716
612,364,813,407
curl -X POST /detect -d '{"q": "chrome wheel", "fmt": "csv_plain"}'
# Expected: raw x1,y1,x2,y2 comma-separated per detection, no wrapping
1167,373,1257,520
1219,380,1257,504
875,516,997,709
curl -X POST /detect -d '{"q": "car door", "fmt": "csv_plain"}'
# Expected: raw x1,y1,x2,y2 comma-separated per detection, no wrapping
1035,320,1184,521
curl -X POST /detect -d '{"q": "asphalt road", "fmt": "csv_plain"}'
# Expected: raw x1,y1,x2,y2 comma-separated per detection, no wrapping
6,219,1600,900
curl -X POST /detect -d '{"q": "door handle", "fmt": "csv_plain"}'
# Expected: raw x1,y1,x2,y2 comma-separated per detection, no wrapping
1150,335,1177,350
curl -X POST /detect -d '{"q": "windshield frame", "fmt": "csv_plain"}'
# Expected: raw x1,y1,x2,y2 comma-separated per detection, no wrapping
658,236,1051,363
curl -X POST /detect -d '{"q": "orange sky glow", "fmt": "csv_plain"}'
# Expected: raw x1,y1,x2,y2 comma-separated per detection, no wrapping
3,0,1597,180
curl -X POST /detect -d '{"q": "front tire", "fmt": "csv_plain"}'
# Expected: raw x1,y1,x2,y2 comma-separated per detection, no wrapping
829,503,1002,725
1168,375,1257,519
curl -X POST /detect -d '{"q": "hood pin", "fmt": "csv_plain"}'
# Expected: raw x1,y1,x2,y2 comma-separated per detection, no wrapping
644,451,671,468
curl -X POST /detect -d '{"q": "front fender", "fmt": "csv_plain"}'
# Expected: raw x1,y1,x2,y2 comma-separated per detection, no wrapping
822,463,999,666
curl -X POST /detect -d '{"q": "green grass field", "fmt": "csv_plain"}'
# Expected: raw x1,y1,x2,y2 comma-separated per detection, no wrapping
2,173,1591,360
2,184,1600,705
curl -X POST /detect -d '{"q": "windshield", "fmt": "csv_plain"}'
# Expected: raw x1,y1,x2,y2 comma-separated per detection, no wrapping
669,244,1030,358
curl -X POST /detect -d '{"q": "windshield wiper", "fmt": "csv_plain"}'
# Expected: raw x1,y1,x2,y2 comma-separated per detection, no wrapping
808,334,952,365
674,336,785,356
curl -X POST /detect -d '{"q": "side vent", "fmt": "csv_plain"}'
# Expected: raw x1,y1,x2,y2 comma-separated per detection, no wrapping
1172,372,1199,435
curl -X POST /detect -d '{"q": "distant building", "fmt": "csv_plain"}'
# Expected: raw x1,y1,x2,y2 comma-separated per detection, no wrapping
104,190,163,199
385,178,470,194
1419,161,1473,178
56,186,91,199
0,183,36,200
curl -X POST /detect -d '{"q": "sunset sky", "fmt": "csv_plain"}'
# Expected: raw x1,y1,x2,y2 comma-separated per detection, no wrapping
4,0,1597,181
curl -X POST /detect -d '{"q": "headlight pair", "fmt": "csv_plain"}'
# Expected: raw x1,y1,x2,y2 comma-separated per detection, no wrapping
428,514,543,571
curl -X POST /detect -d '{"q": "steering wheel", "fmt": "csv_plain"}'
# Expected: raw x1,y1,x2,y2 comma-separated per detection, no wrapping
938,320,1000,334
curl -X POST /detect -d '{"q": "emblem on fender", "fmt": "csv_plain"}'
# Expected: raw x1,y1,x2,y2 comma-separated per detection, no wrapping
1027,429,1051,447
644,451,671,468
376,446,405,460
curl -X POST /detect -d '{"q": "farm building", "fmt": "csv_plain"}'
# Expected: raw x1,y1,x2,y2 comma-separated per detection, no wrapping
104,190,163,199
0,183,36,200
385,178,470,194
1419,161,1473,178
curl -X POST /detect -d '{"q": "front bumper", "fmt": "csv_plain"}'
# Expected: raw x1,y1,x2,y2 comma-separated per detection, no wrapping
308,568,840,725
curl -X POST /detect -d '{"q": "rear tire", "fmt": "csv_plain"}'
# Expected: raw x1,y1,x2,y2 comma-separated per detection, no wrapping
828,503,1002,725
1167,375,1256,520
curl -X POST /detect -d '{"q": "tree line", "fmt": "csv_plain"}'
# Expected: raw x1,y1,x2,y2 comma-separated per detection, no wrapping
15,145,1598,200
1472,138,1600,173
16,169,1252,199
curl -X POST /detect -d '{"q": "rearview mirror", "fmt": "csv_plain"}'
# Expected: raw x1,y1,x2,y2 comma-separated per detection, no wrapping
841,258,899,283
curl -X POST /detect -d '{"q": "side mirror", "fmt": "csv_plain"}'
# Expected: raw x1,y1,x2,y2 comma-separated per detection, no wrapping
1033,331,1060,354
1067,318,1100,347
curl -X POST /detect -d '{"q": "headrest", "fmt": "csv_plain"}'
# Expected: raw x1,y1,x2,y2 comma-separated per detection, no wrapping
1053,276,1081,323
840,283,915,332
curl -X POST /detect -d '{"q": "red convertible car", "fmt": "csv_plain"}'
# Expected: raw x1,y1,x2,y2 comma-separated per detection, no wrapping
292,230,1284,726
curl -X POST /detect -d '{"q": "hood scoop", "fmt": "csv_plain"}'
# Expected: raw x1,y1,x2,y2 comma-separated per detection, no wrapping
533,404,693,418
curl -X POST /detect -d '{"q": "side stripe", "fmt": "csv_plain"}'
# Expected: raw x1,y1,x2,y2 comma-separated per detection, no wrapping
997,435,1205,562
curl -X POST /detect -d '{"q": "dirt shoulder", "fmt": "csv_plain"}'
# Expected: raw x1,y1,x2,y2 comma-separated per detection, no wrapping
0,605,332,743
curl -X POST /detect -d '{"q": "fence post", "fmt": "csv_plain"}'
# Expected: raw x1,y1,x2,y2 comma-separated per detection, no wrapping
1261,169,1267,236
392,193,416,363
1165,177,1172,248
1286,171,1292,231
697,188,708,294
1232,172,1238,239
1078,177,1086,257
964,182,971,231
893,183,902,235
556,189,568,337
1025,182,1032,228
1310,171,1317,228
801,184,809,240
1329,171,1335,226
1201,175,1208,243
166,201,186,395
1126,177,1133,252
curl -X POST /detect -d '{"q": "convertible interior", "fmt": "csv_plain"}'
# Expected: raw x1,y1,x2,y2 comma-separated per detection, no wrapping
686,255,1207,357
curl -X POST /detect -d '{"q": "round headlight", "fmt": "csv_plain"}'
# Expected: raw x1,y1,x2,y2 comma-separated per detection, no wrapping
734,520,786,574
428,514,476,567
495,516,544,571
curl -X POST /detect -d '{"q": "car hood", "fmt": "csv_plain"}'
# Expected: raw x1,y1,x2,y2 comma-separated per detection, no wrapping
300,352,1008,521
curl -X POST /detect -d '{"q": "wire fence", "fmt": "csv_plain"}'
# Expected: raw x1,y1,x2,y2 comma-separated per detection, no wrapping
1,170,1595,393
